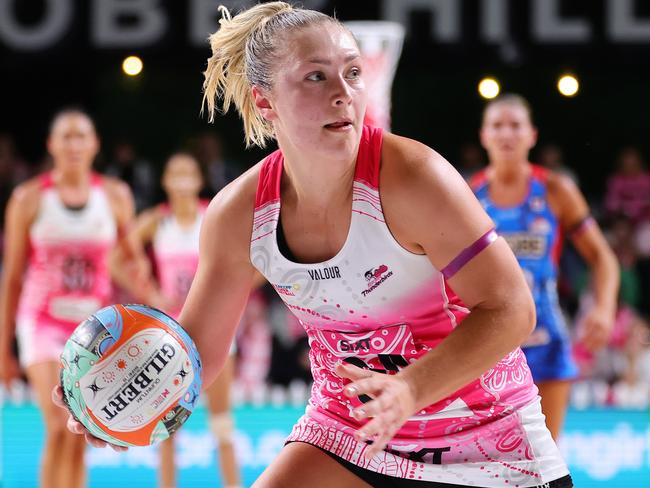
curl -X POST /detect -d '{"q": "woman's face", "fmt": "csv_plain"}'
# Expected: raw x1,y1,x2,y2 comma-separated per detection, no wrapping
619,148,643,175
480,103,537,165
162,154,203,199
258,23,368,162
47,113,99,173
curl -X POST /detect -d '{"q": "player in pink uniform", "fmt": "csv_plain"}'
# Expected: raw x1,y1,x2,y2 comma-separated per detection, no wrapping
56,3,571,486
109,152,241,488
0,108,134,488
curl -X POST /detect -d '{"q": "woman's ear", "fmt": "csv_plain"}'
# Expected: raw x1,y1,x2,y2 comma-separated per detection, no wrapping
252,86,276,121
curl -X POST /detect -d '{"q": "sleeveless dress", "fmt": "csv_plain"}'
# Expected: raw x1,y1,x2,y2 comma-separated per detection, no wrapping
471,166,578,382
16,172,116,367
151,203,205,321
250,126,568,486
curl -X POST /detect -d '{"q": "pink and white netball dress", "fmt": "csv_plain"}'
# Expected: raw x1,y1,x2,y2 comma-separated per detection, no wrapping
250,126,568,487
16,173,117,367
152,203,206,320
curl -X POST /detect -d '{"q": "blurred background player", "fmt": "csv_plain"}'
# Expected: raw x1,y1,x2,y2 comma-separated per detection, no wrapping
472,94,620,439
109,152,241,488
0,108,134,488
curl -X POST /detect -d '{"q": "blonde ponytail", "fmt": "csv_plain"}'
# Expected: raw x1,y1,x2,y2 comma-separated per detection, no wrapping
201,2,340,148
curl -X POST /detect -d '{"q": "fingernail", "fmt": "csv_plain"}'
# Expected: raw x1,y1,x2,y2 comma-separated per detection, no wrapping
353,408,365,418
346,386,357,395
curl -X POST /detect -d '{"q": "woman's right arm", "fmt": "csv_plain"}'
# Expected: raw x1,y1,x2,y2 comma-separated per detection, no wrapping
54,169,260,446
177,178,259,387
0,182,39,387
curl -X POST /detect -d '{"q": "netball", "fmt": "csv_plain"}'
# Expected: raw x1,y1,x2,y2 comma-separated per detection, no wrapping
59,304,202,447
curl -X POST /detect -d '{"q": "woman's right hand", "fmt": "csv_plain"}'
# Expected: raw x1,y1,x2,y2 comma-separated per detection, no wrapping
51,385,129,452
0,347,20,388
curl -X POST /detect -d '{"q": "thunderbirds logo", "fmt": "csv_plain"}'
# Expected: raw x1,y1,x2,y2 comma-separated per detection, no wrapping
362,264,393,296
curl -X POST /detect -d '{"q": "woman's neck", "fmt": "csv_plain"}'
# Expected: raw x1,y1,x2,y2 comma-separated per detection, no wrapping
489,158,531,183
170,196,199,224
52,167,90,187
279,141,357,212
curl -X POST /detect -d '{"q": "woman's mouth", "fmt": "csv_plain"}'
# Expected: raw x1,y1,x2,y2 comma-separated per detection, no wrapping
324,121,353,131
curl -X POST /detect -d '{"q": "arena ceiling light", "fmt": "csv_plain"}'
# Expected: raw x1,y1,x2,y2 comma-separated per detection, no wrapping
478,77,500,99
122,55,143,77
557,74,579,97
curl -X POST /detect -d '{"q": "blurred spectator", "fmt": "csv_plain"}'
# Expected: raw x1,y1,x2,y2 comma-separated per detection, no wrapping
635,220,650,317
572,213,650,408
607,216,641,308
537,143,579,185
611,317,650,408
0,133,31,267
604,146,650,224
456,142,485,181
192,132,238,196
572,301,650,407
603,148,650,318
0,133,30,218
103,140,156,211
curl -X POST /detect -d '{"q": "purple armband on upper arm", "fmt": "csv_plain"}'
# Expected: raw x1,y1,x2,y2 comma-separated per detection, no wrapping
567,215,595,239
441,229,498,280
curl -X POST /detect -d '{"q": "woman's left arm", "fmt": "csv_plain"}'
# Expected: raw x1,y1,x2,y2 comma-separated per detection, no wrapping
338,137,536,456
103,177,136,238
104,177,158,301
549,174,620,351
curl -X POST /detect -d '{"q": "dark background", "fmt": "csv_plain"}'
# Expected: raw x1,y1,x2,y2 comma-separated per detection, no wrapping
2,0,650,198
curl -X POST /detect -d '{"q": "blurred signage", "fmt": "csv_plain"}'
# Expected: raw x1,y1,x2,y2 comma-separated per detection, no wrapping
2,403,649,487
1,0,650,51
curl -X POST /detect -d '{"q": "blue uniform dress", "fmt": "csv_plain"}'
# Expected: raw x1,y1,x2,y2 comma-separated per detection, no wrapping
471,166,578,382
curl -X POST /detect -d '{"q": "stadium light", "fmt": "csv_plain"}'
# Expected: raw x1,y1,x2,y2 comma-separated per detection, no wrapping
478,77,500,99
122,55,143,77
557,74,579,97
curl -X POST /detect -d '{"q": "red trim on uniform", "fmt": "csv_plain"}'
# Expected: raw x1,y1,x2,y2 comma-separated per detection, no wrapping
158,202,171,215
353,125,383,189
531,164,561,263
530,164,549,183
40,172,54,189
468,169,488,191
255,149,283,209
90,172,103,186
41,171,103,188
551,226,563,266
255,126,382,208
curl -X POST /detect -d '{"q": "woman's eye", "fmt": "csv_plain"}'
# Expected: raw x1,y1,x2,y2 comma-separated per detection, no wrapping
346,67,361,79
306,72,325,81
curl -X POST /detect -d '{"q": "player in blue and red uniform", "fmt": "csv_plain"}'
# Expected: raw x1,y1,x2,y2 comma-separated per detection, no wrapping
472,94,620,439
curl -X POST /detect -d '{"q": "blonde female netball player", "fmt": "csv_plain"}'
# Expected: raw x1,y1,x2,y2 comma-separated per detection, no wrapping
109,152,241,488
0,108,134,488
57,4,573,487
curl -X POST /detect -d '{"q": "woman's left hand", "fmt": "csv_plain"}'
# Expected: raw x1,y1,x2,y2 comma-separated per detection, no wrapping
336,362,416,459
579,305,615,352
